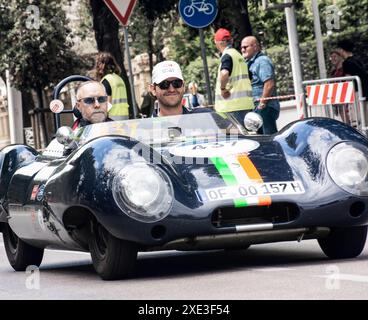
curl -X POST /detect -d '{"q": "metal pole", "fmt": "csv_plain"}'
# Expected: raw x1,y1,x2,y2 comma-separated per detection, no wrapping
123,26,138,118
284,0,307,117
5,70,23,143
311,0,327,79
199,28,213,105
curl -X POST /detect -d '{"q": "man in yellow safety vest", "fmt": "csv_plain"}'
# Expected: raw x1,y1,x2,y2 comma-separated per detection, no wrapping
214,28,254,124
95,52,130,120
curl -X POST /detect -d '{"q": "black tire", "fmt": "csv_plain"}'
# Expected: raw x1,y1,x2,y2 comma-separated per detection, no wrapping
89,222,137,280
318,225,367,259
2,224,44,271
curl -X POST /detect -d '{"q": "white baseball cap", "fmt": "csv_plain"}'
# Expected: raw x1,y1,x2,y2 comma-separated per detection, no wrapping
152,60,184,84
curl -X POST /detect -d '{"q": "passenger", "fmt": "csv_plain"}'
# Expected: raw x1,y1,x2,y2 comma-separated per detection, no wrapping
72,81,113,129
149,60,211,117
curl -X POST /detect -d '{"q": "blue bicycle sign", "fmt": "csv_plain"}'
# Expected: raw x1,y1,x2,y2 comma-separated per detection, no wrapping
183,0,215,17
179,0,218,29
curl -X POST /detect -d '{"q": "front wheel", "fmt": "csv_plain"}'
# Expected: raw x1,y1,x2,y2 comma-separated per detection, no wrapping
183,6,195,17
204,3,214,15
318,225,367,259
89,222,137,280
3,224,44,271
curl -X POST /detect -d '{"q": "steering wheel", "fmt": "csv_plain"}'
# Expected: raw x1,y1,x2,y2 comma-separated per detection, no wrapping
52,75,92,130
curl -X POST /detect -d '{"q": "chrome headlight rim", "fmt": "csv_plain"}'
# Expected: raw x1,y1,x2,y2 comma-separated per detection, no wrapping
326,141,368,196
112,163,174,223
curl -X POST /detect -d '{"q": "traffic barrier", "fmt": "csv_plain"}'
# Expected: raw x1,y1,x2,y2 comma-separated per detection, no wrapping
306,82,355,106
303,76,367,135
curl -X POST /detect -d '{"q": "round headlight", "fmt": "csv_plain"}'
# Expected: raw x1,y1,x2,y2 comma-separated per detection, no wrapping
112,163,173,222
327,142,368,196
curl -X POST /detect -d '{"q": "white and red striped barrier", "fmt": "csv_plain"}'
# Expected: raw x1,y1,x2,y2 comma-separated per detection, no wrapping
306,81,356,106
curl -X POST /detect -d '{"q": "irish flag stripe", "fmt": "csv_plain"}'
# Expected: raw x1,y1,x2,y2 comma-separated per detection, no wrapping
210,157,249,207
210,155,272,207
237,154,262,182
210,157,238,186
223,155,251,182
237,154,272,205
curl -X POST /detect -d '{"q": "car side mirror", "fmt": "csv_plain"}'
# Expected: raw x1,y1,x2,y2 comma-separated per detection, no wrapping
244,112,263,133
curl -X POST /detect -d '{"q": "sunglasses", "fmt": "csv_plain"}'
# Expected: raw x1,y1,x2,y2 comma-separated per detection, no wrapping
241,45,250,50
78,96,108,105
156,79,183,90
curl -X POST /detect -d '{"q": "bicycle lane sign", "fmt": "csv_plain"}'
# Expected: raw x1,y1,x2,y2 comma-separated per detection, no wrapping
179,0,218,28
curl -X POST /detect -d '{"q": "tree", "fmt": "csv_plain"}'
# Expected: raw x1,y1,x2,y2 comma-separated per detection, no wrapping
0,0,87,143
90,0,135,117
214,0,253,47
129,0,177,72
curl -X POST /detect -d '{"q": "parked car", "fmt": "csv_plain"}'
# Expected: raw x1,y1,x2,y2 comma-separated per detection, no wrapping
0,76,367,280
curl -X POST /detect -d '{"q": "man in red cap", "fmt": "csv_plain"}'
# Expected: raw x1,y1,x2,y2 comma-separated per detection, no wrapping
214,28,254,124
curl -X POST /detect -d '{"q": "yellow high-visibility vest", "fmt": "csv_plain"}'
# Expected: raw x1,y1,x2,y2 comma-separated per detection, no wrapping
215,48,254,112
102,73,129,120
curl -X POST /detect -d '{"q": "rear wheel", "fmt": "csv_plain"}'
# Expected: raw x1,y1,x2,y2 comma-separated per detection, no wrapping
89,222,137,280
318,226,367,259
2,224,44,271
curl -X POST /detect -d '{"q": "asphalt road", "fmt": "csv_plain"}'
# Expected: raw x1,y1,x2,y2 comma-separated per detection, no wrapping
0,237,367,300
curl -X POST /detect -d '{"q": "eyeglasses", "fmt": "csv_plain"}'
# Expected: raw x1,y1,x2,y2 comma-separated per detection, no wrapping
241,45,250,50
78,96,108,105
155,79,183,90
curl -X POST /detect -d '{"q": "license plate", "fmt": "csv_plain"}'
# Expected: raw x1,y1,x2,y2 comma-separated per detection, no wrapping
204,181,305,202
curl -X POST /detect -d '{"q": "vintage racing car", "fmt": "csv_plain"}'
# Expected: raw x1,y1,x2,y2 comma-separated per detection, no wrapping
0,76,368,280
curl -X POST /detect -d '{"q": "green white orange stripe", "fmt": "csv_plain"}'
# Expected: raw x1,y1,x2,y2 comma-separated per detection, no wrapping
210,154,272,207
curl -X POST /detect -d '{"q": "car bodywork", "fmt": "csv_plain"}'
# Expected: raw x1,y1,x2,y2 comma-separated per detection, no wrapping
1,90,368,280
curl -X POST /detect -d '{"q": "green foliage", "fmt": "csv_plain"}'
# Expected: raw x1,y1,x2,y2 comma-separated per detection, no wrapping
336,0,368,29
184,56,218,101
166,22,217,67
267,25,368,96
0,0,87,92
129,0,177,61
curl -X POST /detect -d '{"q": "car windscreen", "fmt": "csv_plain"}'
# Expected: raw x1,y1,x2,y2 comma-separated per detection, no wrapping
75,112,240,146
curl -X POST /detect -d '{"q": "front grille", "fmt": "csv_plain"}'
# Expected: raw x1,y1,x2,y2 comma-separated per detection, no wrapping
211,202,300,228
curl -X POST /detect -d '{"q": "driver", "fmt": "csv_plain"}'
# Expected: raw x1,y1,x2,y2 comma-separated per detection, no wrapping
149,60,211,117
72,81,113,129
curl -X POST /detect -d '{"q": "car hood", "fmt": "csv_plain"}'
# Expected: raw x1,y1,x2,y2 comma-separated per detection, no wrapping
155,134,293,189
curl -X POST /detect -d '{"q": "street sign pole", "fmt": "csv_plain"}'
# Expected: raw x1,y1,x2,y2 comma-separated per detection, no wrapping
123,26,138,118
179,0,218,106
199,28,213,105
103,0,138,118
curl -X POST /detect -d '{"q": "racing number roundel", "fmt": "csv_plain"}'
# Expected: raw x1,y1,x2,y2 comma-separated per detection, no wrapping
169,139,260,158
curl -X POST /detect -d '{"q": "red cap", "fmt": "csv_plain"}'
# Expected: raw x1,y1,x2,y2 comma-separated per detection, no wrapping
214,28,232,41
